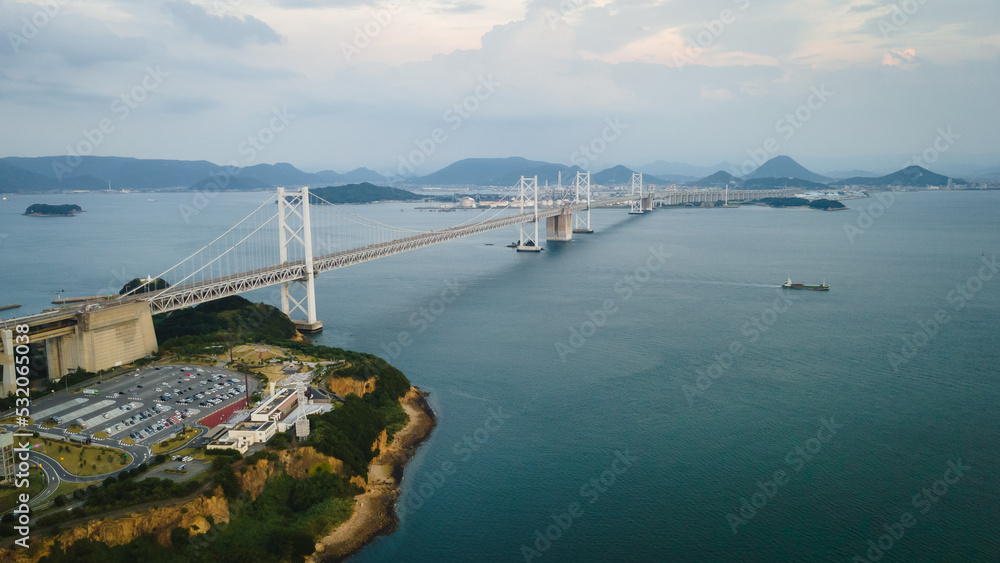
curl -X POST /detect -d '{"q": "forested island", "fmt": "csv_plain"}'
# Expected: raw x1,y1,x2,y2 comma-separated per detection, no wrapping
310,183,424,204
24,203,82,216
757,197,846,210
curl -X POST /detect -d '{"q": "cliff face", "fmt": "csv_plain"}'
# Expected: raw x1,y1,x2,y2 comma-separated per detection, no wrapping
1,487,230,563
325,376,376,398
278,446,344,479
237,458,282,500
277,446,366,490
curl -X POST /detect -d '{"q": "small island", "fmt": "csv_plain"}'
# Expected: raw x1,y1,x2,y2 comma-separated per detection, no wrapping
24,203,83,217
757,197,847,211
310,183,424,204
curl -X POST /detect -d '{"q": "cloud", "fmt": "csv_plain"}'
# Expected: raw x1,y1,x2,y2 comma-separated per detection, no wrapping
882,48,917,68
163,0,284,48
700,86,737,102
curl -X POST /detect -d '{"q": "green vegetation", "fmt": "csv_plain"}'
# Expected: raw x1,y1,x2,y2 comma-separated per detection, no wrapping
310,182,423,204
808,198,847,210
0,468,45,513
37,437,124,477
39,453,360,563
286,342,410,477
154,296,296,352
24,203,82,216
81,477,202,515
152,428,198,455
120,277,170,295
183,468,359,563
757,197,811,207
757,197,847,210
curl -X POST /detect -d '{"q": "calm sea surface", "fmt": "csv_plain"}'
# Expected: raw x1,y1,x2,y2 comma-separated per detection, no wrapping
1,190,998,562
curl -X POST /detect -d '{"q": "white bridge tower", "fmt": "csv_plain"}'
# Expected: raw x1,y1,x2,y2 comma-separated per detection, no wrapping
277,187,323,332
629,172,644,215
516,176,542,252
573,171,593,233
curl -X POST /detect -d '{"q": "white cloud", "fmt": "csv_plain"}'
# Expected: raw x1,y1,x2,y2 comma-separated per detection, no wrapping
0,0,998,172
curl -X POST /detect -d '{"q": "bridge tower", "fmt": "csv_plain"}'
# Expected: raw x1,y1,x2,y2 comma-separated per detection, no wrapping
629,172,644,214
516,176,542,252
277,187,323,332
573,171,593,234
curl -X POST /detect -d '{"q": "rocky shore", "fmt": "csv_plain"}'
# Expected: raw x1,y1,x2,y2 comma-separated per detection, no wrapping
310,386,437,562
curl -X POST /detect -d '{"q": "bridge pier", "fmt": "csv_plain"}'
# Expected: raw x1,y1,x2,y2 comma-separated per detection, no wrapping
546,210,573,242
45,335,77,381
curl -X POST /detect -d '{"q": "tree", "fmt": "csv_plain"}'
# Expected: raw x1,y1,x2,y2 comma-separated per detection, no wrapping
119,277,170,295
170,526,189,548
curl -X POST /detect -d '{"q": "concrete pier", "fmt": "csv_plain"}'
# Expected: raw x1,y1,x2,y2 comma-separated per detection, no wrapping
546,210,573,242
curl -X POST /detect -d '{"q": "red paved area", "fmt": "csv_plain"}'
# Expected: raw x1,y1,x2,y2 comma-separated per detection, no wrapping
198,398,248,428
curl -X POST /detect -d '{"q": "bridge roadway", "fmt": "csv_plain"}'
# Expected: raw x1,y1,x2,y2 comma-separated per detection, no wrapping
1,187,796,324
143,195,638,314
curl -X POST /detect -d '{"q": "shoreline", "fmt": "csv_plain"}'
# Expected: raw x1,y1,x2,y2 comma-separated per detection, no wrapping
310,386,437,563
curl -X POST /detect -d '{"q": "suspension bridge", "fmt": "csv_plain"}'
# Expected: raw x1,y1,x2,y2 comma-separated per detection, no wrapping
1,172,796,389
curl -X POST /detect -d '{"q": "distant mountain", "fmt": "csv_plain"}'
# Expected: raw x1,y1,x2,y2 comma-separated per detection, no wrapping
310,183,424,204
744,156,830,183
189,175,271,191
491,163,586,187
0,160,106,192
824,169,880,179
241,162,318,186
408,157,559,186
315,167,387,184
742,177,830,190
3,156,221,189
638,160,736,178
833,166,967,187
0,161,61,192
0,156,389,192
694,170,738,186
593,165,666,186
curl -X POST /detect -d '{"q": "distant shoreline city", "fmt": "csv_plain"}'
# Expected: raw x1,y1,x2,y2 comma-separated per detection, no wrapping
2,154,997,195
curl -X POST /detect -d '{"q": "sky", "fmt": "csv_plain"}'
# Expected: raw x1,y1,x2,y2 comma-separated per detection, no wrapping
1,0,998,177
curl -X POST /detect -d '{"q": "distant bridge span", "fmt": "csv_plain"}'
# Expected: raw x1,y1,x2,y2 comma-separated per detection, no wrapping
0,174,798,390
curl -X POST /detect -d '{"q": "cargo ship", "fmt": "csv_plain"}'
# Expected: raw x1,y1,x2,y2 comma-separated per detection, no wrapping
781,277,829,291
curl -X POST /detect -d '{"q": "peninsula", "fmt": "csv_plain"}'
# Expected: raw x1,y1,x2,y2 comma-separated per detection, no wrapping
0,297,435,562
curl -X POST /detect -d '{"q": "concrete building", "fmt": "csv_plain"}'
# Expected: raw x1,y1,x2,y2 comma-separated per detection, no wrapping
250,388,298,423
0,431,15,484
206,386,330,453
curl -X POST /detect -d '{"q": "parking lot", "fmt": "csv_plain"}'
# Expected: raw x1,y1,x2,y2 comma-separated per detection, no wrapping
29,365,257,446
